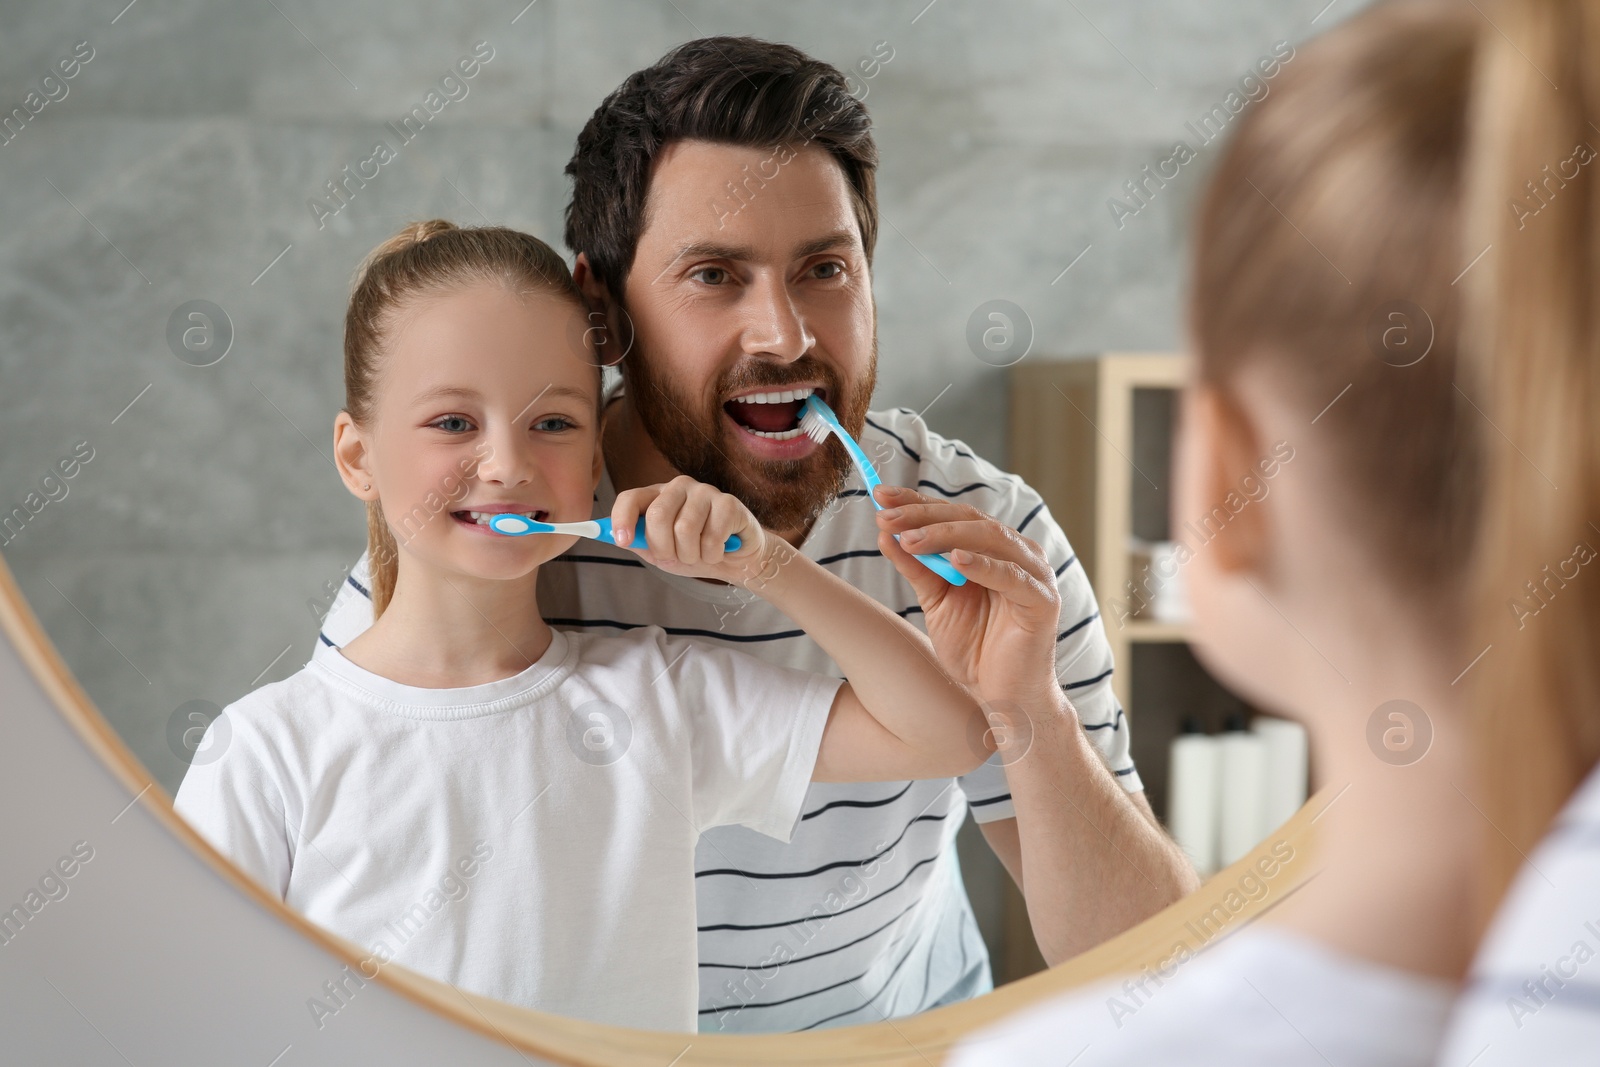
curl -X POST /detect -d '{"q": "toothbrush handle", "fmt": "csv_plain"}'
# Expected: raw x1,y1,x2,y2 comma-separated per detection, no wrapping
908,546,968,586
807,397,967,587
600,516,742,553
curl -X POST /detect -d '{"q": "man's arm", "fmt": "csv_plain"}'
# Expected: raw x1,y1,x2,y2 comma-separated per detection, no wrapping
871,482,1198,965
976,711,1198,964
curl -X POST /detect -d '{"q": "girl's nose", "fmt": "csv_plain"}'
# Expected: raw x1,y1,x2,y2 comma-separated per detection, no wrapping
473,435,537,488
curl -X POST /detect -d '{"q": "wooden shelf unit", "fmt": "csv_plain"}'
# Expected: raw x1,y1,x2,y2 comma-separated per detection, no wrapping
1009,352,1193,712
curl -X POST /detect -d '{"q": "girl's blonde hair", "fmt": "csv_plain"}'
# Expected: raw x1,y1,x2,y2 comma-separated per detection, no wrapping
1195,0,1600,926
343,220,588,619
1462,0,1600,914
1190,0,1481,613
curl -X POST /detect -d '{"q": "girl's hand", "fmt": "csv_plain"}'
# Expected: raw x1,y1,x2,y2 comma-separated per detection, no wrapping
872,485,1064,708
611,475,773,585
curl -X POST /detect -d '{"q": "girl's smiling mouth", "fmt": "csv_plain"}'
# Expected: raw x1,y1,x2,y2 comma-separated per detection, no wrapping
450,504,549,533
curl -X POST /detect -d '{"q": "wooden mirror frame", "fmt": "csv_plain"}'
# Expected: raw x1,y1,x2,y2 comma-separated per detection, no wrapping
0,549,1325,1064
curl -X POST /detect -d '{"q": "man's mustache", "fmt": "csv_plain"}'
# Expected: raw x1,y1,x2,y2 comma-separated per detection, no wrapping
715,360,841,399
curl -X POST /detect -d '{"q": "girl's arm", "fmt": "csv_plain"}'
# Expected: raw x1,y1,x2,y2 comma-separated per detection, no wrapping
611,477,991,782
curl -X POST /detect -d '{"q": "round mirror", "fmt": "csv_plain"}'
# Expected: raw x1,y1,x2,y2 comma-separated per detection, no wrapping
0,3,1326,1060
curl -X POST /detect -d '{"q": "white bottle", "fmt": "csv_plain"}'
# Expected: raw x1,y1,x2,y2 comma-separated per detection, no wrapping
1217,712,1267,868
1252,715,1309,837
1167,717,1220,877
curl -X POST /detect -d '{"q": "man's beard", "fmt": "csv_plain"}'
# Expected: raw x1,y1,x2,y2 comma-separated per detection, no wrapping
621,334,878,535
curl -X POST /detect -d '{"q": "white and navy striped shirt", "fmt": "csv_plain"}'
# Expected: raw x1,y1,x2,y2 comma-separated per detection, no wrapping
317,405,1140,1032
1435,762,1600,1065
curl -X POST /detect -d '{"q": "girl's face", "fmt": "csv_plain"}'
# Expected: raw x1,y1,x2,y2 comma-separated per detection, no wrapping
346,283,603,583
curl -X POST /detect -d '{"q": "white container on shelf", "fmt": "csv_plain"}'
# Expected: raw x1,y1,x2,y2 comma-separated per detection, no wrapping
1127,538,1192,624
1148,541,1192,624
1217,712,1267,867
1252,715,1309,836
1167,718,1220,876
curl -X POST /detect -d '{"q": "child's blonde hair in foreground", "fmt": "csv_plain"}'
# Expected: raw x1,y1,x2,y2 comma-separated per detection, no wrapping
342,220,589,619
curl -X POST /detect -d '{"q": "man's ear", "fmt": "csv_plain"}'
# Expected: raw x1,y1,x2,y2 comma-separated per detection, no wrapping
333,411,379,503
572,253,612,316
572,253,634,369
1186,385,1270,577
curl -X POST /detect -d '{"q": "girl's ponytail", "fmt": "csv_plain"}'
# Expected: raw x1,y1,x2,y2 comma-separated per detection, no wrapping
1463,0,1600,915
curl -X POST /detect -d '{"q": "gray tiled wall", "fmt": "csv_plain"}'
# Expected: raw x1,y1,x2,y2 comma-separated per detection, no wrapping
0,0,1361,829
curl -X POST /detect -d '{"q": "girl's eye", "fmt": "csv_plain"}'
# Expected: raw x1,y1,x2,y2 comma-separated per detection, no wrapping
534,416,574,432
691,267,728,286
432,416,473,434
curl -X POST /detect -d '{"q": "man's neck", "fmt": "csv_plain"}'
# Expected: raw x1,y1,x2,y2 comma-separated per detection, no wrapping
601,392,814,546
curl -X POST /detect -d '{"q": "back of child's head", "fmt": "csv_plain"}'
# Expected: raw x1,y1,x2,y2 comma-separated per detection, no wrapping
342,220,592,616
1191,1,1480,611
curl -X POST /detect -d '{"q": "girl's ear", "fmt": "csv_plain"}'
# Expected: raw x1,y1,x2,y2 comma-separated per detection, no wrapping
1182,385,1270,577
333,411,379,501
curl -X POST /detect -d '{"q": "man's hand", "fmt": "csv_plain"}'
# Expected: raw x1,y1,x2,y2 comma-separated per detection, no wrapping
871,484,1064,710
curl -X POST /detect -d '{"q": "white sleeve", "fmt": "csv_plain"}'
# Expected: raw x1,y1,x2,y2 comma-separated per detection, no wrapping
171,709,296,900
663,636,841,842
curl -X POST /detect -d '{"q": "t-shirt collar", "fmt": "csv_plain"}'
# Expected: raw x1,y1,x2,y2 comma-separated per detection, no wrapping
310,628,575,719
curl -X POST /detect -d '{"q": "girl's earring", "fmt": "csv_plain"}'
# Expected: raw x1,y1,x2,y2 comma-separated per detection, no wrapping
363,484,371,491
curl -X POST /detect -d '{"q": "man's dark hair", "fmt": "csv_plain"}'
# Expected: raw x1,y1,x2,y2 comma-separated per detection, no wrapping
564,36,879,300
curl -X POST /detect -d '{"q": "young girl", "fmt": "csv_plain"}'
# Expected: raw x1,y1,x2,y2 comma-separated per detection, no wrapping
172,221,990,1032
928,1,1493,1063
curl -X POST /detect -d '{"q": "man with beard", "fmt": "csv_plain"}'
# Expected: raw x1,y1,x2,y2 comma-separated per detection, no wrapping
320,36,1195,1033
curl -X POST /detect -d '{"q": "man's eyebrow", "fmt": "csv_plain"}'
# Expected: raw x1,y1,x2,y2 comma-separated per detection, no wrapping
793,231,857,258
671,230,859,265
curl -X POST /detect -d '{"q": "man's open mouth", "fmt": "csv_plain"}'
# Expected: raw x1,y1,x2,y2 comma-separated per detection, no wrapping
722,386,821,441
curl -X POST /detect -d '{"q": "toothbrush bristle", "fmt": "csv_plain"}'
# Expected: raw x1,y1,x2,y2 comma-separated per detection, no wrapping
798,408,832,442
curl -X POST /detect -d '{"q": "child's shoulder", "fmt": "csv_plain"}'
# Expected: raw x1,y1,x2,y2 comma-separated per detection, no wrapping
214,657,340,736
561,625,766,679
563,623,683,665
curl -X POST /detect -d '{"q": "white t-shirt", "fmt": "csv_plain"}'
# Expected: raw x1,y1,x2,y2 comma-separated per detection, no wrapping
1435,763,1600,1066
172,626,838,1032
319,404,1140,1032
948,926,1455,1067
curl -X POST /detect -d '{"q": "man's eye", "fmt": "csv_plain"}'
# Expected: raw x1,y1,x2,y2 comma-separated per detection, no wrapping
432,416,473,433
692,267,728,286
813,262,844,280
534,416,573,432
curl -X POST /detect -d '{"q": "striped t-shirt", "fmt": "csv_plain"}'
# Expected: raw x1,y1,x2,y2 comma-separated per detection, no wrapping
317,405,1140,1033
1436,762,1600,1065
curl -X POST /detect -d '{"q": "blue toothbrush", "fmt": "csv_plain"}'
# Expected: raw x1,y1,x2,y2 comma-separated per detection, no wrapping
486,512,742,553
797,395,968,586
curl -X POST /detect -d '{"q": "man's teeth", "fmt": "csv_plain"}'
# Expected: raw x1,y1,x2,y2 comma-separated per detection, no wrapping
729,387,817,405
744,426,806,440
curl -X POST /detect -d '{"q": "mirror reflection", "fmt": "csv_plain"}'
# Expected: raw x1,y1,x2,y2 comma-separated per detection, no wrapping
1,2,1328,1034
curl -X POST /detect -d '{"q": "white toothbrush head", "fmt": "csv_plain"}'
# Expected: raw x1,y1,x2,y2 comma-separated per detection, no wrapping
797,397,836,443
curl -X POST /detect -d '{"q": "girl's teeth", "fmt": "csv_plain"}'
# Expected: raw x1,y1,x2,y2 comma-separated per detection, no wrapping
466,511,534,525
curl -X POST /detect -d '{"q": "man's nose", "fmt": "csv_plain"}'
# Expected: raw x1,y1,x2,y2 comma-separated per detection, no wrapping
742,274,815,362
